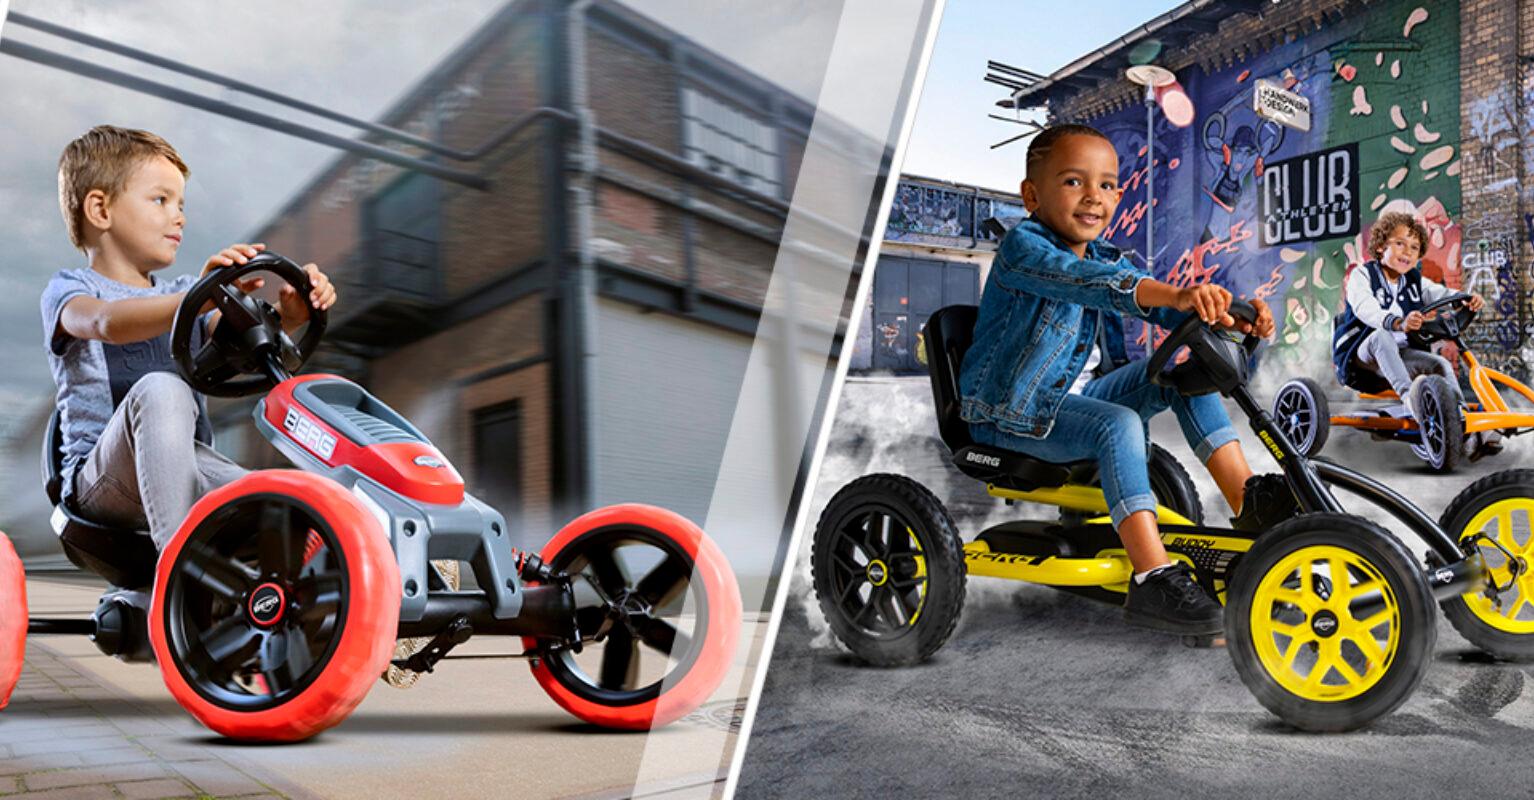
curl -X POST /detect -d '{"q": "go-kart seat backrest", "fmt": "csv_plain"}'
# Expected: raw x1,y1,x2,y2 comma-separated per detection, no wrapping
41,408,157,589
922,305,1083,491
43,407,64,507
923,305,980,454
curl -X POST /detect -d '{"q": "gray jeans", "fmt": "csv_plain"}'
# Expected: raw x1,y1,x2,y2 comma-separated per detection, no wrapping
1355,326,1454,398
74,372,247,549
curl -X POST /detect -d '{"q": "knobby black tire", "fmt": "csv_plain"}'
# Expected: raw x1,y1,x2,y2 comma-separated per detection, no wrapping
1061,443,1203,526
811,474,966,666
1438,469,1534,661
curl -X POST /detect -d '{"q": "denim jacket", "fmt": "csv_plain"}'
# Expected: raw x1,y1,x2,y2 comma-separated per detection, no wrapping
958,218,1186,438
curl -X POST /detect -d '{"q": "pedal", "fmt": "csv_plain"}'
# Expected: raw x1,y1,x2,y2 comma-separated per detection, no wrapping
1467,433,1504,463
391,616,473,675
386,561,465,688
91,590,154,663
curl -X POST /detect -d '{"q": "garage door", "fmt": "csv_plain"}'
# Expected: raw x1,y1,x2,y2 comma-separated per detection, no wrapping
870,256,979,373
592,299,753,526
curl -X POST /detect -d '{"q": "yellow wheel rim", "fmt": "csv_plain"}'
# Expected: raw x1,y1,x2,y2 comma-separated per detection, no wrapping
1458,499,1534,633
906,527,926,625
1249,545,1400,702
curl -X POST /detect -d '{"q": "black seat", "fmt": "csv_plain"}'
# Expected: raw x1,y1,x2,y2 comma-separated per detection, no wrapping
922,305,1087,491
43,410,158,589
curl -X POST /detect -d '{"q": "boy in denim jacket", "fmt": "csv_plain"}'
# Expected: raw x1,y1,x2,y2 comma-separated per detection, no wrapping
959,124,1286,635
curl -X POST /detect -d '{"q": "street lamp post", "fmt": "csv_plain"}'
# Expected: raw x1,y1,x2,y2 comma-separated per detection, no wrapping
1125,64,1176,273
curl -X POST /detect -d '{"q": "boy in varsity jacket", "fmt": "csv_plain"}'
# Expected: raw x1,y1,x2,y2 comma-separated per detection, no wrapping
1331,211,1482,417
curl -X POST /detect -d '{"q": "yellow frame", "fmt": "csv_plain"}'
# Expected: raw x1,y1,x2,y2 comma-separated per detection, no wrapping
961,484,1251,586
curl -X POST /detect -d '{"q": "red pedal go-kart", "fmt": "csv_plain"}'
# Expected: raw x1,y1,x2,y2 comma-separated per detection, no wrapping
0,253,741,741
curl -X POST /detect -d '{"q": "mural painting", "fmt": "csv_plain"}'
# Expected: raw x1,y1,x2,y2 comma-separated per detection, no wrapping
1087,0,1500,381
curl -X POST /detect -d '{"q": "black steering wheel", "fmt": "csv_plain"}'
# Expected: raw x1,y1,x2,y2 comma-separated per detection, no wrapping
170,252,327,398
1407,293,1477,348
1145,298,1261,396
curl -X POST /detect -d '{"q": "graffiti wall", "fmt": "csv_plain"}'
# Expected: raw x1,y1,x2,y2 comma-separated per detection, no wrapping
885,179,1027,246
1088,0,1485,379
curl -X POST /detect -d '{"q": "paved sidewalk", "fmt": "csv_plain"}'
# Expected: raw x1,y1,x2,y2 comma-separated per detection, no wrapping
6,574,759,800
1,577,314,800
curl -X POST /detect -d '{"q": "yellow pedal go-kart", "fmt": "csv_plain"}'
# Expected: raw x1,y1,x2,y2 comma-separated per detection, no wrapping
1272,294,1529,472
812,300,1534,732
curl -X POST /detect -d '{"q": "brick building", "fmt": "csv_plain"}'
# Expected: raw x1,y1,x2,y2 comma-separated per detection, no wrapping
215,0,819,550
852,175,1024,373
1005,0,1534,383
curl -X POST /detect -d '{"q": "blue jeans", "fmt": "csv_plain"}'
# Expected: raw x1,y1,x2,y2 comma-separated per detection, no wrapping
969,359,1239,528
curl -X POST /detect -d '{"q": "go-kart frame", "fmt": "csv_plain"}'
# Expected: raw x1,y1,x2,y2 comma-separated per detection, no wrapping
1,253,743,741
809,297,1534,733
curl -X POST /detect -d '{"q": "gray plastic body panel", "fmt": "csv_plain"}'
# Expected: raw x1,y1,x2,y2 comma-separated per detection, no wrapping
254,396,523,622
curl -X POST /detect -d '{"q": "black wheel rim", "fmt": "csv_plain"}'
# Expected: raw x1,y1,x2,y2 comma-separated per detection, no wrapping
166,494,347,711
825,506,929,639
546,526,706,706
1275,387,1314,451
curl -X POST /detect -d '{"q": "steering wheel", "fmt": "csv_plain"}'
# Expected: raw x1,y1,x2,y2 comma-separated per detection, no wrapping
170,252,327,398
1145,298,1261,396
1407,293,1477,348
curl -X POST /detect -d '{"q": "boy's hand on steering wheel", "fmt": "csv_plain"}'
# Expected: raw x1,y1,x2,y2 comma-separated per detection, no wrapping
1229,297,1276,339
196,243,267,314
1401,310,1425,332
1176,283,1235,327
1468,294,1486,312
277,263,336,328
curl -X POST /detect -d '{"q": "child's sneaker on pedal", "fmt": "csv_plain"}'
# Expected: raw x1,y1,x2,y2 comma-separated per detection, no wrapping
1231,473,1301,533
1468,430,1504,462
1124,564,1222,635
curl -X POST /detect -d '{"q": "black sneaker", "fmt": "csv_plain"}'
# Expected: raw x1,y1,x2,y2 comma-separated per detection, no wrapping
1124,564,1223,635
1468,431,1504,463
1231,473,1301,533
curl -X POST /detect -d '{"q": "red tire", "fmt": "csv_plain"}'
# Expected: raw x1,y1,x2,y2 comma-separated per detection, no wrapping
150,471,400,741
0,532,25,711
524,504,741,730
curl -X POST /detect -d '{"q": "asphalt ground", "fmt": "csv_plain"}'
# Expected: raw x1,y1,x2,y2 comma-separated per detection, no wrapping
736,375,1534,798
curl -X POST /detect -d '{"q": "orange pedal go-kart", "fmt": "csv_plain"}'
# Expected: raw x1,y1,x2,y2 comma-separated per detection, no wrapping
0,253,741,741
1273,294,1529,472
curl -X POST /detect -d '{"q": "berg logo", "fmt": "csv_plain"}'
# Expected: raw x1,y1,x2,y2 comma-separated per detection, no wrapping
248,583,285,626
413,455,445,469
1257,430,1286,461
283,407,338,460
1314,617,1336,633
966,451,1002,468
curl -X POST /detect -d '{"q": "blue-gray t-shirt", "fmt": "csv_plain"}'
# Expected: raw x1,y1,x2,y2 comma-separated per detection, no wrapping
40,268,212,500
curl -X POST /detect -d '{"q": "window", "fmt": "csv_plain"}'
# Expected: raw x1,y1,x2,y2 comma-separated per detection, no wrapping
681,86,781,197
364,171,440,298
472,400,523,544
